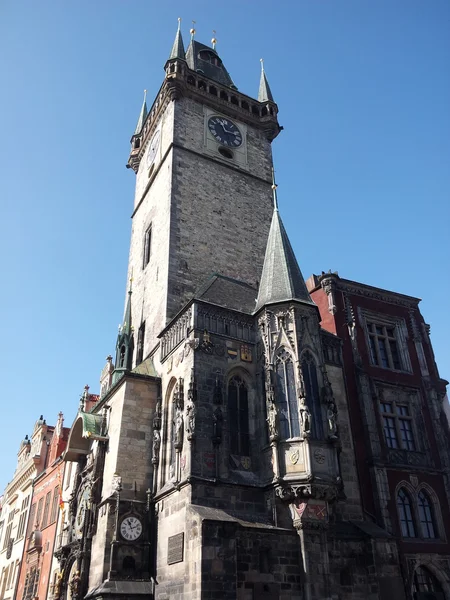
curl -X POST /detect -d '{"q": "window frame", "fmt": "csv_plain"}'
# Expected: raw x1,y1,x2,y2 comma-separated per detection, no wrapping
379,400,416,451
359,309,412,373
142,224,152,269
275,350,300,440
301,351,323,439
418,489,438,540
397,488,417,538
228,375,250,457
396,483,443,542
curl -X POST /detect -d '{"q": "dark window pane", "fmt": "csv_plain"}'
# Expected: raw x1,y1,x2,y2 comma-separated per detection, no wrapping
418,491,436,539
369,336,378,365
276,361,290,439
399,419,415,451
397,489,416,538
286,361,300,437
378,338,389,368
389,340,401,369
383,416,398,448
302,353,323,439
228,383,239,454
381,402,393,413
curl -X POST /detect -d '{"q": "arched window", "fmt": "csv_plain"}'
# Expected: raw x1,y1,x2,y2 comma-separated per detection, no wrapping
228,376,249,456
275,350,300,439
397,489,416,538
301,352,323,438
418,490,437,539
413,566,444,599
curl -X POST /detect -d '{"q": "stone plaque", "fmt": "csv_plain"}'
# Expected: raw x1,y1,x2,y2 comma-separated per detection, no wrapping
167,532,184,565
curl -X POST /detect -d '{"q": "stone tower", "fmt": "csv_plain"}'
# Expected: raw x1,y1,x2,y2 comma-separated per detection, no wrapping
57,22,411,600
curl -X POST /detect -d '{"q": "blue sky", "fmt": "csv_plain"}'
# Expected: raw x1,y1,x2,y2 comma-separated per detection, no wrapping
0,0,449,492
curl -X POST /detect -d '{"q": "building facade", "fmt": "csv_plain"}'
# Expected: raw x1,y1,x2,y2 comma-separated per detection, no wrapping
15,413,69,600
0,417,53,600
44,24,450,600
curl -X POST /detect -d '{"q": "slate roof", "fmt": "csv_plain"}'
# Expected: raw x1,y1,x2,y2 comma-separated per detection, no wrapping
168,25,185,61
255,208,314,311
195,273,257,314
133,95,147,136
185,40,236,89
258,66,274,102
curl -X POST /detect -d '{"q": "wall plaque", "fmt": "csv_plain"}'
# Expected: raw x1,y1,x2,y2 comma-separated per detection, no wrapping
167,532,184,565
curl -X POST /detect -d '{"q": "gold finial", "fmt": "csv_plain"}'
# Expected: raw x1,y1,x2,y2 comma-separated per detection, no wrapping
260,58,265,72
190,20,196,39
177,17,181,31
211,30,217,50
271,168,278,211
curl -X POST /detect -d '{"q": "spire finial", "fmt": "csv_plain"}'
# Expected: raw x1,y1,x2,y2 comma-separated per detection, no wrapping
143,89,147,103
271,168,278,211
177,17,181,31
129,268,134,293
190,20,196,39
211,30,217,50
260,58,265,72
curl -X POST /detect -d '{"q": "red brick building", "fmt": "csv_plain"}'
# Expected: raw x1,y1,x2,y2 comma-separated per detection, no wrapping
307,271,450,596
15,413,69,600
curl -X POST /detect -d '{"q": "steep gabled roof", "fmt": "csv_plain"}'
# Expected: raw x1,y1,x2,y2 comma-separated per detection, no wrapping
255,208,314,311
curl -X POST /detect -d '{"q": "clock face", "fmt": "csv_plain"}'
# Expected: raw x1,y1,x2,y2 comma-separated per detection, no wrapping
120,515,143,541
146,129,161,169
208,116,242,148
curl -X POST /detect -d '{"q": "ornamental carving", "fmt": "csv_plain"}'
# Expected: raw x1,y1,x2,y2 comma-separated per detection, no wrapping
185,369,196,442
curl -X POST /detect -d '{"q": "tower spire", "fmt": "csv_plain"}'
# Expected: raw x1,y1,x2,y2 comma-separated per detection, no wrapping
168,17,186,61
255,182,313,311
133,89,147,136
258,58,274,103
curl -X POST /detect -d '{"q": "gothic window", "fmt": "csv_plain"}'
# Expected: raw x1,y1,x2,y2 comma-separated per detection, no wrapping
413,566,444,599
228,376,250,456
380,401,415,450
302,352,323,438
143,225,152,269
397,488,416,538
136,321,145,365
418,490,437,539
119,345,126,368
275,350,300,439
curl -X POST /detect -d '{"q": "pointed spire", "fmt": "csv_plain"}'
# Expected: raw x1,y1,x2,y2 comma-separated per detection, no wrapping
134,89,147,136
258,59,274,103
169,17,186,61
255,184,313,312
121,272,133,337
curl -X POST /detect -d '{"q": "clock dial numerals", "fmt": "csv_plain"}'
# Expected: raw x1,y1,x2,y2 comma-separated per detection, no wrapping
147,130,161,168
208,117,242,148
120,516,143,541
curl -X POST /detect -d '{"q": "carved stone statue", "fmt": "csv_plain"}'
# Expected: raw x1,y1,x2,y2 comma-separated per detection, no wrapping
267,401,279,442
300,406,311,436
152,430,161,464
327,402,338,439
185,403,196,441
174,412,184,450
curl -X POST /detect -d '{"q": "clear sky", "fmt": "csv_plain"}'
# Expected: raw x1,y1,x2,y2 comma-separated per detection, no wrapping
0,0,449,492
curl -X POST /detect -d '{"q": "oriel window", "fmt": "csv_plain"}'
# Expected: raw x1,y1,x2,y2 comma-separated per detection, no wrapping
367,322,402,370
302,352,323,439
275,350,299,439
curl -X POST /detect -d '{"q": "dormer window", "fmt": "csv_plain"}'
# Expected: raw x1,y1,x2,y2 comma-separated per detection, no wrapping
198,50,222,67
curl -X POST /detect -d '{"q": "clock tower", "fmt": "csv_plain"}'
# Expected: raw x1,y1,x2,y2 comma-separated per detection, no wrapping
125,21,281,357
